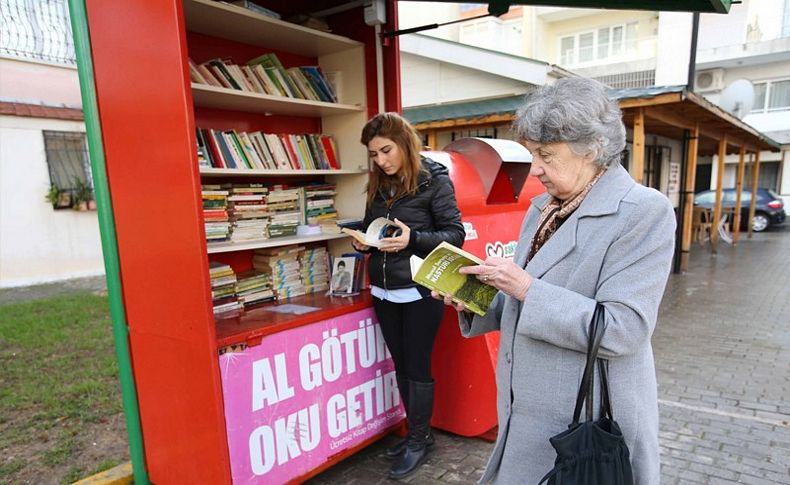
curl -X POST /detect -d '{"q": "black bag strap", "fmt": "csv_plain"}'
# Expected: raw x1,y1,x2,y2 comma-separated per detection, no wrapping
598,358,613,420
572,304,610,425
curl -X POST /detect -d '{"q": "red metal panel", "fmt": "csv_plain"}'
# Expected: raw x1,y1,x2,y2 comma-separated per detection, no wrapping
430,150,541,437
85,0,230,481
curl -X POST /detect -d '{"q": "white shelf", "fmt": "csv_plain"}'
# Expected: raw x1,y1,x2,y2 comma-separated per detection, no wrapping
183,0,363,57
191,84,363,117
200,167,367,177
207,233,349,254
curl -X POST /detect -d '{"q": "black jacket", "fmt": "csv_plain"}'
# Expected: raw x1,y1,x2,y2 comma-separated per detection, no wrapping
363,157,465,290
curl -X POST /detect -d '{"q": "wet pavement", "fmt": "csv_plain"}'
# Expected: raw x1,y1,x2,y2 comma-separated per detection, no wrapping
308,226,790,484
2,228,787,484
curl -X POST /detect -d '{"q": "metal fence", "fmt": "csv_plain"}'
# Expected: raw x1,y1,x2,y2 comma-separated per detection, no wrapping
594,70,656,89
0,0,76,65
43,130,92,191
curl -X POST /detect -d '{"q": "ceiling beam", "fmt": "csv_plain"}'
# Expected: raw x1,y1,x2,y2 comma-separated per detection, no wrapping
618,93,683,109
636,106,757,152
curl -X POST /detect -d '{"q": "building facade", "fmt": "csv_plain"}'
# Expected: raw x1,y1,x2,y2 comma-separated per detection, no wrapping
398,1,790,204
0,0,103,287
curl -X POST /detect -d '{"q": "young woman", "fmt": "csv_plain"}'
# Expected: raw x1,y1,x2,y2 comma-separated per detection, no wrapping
352,112,465,479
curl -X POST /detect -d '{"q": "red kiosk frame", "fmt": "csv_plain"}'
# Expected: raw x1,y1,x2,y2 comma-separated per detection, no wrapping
71,1,405,483
70,0,732,483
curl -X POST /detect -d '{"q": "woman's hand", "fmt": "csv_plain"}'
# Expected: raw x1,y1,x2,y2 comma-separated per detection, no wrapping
351,239,370,252
431,290,467,312
378,218,411,253
460,257,533,301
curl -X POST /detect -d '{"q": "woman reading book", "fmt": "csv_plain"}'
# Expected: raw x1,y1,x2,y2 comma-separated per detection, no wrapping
435,78,675,484
352,112,465,479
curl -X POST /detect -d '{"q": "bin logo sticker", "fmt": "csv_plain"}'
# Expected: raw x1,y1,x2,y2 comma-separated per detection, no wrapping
219,307,404,484
485,241,517,259
463,221,478,240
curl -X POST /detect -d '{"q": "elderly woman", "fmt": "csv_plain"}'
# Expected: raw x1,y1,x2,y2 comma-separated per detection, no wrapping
437,78,674,484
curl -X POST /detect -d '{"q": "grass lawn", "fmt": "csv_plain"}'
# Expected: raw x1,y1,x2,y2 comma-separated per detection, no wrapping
0,292,129,484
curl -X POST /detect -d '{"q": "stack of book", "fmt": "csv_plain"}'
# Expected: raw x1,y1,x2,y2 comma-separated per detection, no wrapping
228,184,269,242
303,183,337,226
189,53,338,103
196,128,339,171
235,270,275,309
300,246,330,295
209,261,242,318
267,186,301,238
202,185,231,242
252,246,306,300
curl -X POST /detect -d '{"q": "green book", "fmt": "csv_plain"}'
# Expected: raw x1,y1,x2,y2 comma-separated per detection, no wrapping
410,241,497,317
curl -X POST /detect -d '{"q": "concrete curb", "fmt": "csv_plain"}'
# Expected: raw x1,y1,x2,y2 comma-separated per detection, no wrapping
71,462,133,485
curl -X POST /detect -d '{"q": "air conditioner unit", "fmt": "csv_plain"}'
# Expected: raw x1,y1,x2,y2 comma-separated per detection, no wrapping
695,68,725,92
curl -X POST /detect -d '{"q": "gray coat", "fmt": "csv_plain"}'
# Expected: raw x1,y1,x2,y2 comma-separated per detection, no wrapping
460,165,675,484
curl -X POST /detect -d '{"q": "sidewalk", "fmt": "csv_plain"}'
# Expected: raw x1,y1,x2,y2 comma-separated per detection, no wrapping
307,227,790,484
7,229,787,484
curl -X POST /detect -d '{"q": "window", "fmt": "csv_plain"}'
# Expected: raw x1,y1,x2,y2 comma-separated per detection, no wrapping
597,28,609,59
460,17,523,55
43,131,93,207
560,36,575,65
694,192,715,205
558,22,637,66
751,79,790,113
578,32,594,63
459,3,486,12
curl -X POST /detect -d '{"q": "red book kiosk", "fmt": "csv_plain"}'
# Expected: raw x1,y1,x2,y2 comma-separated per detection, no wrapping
70,1,541,483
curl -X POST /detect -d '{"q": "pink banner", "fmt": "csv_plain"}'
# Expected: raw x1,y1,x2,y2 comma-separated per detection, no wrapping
219,307,405,484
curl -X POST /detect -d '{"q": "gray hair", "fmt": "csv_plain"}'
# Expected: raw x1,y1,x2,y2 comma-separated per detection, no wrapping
514,78,626,167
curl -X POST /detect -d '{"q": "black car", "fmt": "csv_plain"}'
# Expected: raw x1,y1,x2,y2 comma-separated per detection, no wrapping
694,188,785,232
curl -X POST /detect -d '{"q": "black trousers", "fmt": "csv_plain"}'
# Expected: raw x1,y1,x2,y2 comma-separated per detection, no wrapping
373,295,445,383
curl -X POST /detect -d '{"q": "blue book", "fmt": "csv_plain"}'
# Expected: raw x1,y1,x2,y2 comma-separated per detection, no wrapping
211,130,237,169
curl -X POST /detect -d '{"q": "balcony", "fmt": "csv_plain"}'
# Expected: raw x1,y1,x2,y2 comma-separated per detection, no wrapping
697,37,790,69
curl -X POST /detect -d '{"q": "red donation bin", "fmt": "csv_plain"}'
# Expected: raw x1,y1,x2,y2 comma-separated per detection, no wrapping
424,138,543,438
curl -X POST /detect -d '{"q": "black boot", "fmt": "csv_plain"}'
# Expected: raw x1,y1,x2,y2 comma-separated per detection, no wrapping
389,380,434,479
384,375,409,459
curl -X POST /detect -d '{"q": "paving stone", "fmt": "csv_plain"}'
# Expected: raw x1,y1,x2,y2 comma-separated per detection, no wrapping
306,228,790,484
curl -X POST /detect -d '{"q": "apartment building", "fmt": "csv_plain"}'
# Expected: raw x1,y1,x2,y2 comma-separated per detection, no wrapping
398,1,790,204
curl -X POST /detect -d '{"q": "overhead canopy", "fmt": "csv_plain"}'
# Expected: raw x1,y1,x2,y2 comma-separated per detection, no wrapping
405,86,780,155
413,1,733,14
405,95,525,126
614,86,780,155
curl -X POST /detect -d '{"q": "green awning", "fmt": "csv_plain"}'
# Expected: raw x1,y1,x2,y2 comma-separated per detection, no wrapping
414,1,732,14
403,95,526,125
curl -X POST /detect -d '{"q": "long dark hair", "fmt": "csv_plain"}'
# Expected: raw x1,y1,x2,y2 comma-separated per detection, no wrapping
360,112,426,206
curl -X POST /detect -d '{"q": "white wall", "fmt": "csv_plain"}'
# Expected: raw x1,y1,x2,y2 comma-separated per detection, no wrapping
397,2,460,41
401,52,531,107
654,12,693,86
0,58,82,106
698,0,785,48
697,0,749,49
0,115,104,288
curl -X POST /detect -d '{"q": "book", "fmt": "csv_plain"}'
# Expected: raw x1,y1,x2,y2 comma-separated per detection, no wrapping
409,241,498,317
230,0,281,19
341,217,401,248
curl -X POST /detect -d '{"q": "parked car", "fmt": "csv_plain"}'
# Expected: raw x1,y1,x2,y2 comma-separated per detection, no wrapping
694,188,785,232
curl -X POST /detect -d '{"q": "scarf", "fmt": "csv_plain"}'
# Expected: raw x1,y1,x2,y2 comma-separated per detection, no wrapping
527,168,606,262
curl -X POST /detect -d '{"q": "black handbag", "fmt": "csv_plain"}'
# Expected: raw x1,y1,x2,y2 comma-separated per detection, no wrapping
539,304,634,485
